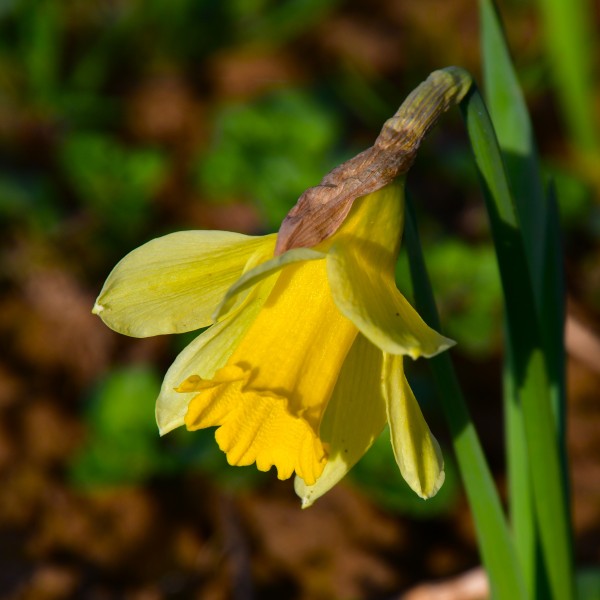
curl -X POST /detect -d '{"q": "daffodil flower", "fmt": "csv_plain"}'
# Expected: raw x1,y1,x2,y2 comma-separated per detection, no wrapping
94,179,453,505
94,68,469,506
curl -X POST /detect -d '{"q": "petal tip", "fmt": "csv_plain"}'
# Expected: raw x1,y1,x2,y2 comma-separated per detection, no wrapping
294,474,320,508
300,496,314,509
92,301,105,315
418,468,446,499
439,334,457,352
441,336,457,351
418,334,456,359
156,415,185,437
294,477,317,509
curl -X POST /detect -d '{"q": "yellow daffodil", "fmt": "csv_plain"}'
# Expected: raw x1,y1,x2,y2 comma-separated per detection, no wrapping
94,68,471,506
93,179,453,506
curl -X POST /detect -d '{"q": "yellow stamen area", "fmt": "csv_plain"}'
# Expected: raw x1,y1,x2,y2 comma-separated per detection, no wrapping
181,258,358,485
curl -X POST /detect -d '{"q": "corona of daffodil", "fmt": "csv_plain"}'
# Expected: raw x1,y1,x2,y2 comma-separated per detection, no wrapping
94,68,468,506
93,180,453,505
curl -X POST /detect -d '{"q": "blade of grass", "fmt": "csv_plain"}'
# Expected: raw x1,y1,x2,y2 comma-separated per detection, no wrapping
479,0,547,291
460,83,575,600
479,0,567,453
404,197,527,600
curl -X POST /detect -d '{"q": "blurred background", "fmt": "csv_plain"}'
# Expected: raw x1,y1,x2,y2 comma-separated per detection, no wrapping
1,0,599,598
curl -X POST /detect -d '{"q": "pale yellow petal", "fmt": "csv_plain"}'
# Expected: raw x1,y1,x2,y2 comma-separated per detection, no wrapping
327,240,454,358
156,272,277,435
213,247,324,321
315,180,453,358
382,353,444,498
295,334,386,507
94,230,276,337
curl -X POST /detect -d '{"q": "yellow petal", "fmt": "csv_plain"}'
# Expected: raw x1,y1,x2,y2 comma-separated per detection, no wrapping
156,272,278,435
213,246,324,321
382,354,445,498
294,334,386,507
183,366,327,484
227,258,357,429
94,231,276,337
327,241,454,358
182,258,358,484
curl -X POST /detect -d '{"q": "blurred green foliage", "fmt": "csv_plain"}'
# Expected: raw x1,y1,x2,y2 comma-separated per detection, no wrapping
70,366,170,487
230,0,342,44
577,569,600,600
59,132,167,234
427,240,502,355
0,172,60,233
196,89,342,226
547,164,594,228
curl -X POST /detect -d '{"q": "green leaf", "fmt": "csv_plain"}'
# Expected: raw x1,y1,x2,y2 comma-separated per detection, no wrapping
461,84,574,600
404,196,527,600
479,0,548,291
479,4,572,596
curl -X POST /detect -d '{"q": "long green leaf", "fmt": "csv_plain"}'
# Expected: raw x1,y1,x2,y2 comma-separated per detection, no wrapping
461,84,575,600
479,3,570,596
503,337,537,596
404,197,527,600
479,1,547,595
479,0,547,288
479,0,567,445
